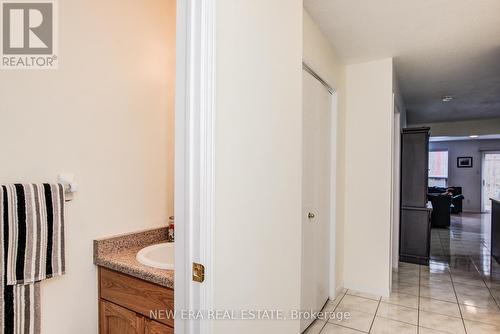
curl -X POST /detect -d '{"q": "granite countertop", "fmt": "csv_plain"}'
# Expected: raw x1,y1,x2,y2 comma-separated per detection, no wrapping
93,226,174,289
491,198,500,204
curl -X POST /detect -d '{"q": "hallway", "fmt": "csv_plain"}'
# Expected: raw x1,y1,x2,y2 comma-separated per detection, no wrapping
305,213,500,334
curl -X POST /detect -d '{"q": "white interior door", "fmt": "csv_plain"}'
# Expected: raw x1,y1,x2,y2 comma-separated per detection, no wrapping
300,70,331,332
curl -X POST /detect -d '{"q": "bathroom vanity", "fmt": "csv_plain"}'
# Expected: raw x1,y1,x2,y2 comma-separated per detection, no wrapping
94,227,174,334
99,268,173,334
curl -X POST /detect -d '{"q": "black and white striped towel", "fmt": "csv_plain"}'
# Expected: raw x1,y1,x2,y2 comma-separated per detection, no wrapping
1,184,66,334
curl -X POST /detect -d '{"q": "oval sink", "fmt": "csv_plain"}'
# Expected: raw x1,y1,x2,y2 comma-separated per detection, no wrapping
136,242,174,270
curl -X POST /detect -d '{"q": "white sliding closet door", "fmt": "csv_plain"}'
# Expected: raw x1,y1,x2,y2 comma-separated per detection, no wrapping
300,70,332,332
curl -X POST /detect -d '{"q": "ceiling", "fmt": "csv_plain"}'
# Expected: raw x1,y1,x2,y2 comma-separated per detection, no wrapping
304,0,500,124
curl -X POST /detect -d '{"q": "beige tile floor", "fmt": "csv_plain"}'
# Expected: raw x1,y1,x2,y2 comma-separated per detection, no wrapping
304,214,500,334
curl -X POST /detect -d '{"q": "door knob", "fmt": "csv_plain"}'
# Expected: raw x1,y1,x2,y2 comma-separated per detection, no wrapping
308,212,315,219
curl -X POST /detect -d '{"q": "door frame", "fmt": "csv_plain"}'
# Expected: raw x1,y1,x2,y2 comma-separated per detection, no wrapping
391,106,401,274
328,90,338,299
481,151,487,212
174,1,216,333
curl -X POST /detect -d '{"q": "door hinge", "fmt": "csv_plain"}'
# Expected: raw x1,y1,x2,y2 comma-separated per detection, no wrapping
192,262,205,283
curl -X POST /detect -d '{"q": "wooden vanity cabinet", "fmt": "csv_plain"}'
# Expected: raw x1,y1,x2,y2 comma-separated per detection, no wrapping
98,267,174,334
145,320,172,334
100,300,144,334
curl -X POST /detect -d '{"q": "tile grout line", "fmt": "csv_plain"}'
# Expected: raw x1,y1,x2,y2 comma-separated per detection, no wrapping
445,240,468,334
309,291,346,334
484,280,500,310
316,317,327,334
325,322,366,333
417,264,421,334
318,291,346,334
316,298,333,334
386,264,421,328
433,227,468,333
367,297,381,334
325,290,349,332
470,247,500,311
323,291,374,333
452,215,500,315
331,290,347,313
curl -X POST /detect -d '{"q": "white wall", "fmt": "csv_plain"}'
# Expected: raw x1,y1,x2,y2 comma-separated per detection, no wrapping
214,0,303,333
430,139,500,212
344,58,394,297
0,0,174,332
413,118,500,136
303,9,346,297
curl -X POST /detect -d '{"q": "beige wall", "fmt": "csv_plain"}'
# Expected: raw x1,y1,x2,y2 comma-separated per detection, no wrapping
165,0,176,219
214,0,303,332
303,10,346,295
411,118,500,137
344,58,394,296
0,0,175,332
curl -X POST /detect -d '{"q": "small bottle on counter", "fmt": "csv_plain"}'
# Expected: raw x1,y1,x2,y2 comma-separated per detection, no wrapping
167,216,175,242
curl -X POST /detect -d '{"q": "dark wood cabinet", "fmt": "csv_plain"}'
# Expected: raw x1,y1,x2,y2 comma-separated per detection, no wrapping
400,207,431,264
401,130,429,207
99,268,174,334
491,199,500,264
400,127,432,265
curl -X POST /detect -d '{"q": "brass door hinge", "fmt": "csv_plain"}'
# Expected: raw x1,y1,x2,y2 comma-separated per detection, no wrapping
193,262,205,283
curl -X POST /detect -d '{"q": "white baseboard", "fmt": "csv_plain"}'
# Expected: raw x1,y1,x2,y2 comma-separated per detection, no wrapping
344,284,390,298
333,286,345,299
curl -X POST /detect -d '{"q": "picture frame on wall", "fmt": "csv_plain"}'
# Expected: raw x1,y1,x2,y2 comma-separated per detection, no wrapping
457,157,473,168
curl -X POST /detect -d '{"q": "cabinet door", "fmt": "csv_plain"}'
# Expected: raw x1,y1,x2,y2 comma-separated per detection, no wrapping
145,320,173,334
100,267,174,328
400,208,431,264
401,131,429,207
100,300,144,334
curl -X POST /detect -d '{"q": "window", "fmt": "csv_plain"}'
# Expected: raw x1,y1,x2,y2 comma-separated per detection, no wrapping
429,150,448,187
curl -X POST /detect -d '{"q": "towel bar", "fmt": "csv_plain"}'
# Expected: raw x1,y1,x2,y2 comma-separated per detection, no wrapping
58,173,78,201
62,183,77,201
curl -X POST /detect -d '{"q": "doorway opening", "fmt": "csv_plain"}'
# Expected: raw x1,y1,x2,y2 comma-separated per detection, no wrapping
482,151,500,212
